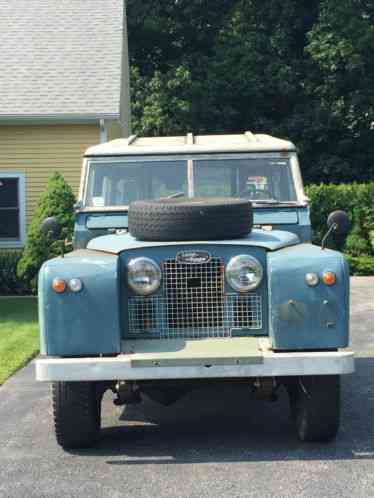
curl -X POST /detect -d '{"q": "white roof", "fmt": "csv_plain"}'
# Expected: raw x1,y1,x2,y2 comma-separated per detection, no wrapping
85,132,296,156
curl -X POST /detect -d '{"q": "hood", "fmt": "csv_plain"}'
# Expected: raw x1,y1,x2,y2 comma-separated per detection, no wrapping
87,229,299,254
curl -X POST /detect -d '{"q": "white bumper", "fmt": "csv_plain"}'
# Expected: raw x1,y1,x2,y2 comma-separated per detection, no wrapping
36,348,354,382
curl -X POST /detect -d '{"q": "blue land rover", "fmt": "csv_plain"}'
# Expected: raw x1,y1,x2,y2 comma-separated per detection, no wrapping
36,132,354,448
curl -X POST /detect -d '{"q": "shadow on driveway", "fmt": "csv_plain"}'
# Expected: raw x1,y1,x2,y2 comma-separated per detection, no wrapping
69,357,374,465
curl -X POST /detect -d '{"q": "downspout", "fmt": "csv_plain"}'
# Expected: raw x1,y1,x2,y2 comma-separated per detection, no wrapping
120,0,131,137
99,119,108,143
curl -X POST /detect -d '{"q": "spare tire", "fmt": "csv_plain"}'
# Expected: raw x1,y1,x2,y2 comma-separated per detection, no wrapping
128,197,252,241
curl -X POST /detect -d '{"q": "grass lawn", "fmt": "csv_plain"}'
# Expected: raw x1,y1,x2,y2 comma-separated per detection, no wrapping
0,298,39,385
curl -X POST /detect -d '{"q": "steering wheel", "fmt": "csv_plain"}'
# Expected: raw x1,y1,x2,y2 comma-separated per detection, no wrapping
240,187,273,200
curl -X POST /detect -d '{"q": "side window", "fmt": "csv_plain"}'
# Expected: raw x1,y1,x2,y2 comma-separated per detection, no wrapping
0,174,26,247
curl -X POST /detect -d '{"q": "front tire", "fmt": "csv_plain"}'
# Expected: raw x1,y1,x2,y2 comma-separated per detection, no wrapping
52,382,101,449
288,375,340,442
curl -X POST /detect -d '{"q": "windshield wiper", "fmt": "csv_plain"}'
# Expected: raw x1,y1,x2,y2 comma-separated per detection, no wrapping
163,192,185,199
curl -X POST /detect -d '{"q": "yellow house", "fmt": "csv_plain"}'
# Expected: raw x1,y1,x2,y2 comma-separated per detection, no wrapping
0,0,130,249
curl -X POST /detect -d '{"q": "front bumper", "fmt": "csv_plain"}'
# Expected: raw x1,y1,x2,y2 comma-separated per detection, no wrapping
35,338,354,382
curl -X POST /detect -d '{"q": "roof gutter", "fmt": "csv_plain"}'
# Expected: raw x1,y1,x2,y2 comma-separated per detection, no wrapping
0,113,119,125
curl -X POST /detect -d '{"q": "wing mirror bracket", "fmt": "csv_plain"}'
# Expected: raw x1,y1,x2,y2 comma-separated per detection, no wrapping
321,210,350,250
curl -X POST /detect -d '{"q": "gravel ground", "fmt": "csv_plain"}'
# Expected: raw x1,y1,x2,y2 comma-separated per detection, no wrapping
0,277,373,498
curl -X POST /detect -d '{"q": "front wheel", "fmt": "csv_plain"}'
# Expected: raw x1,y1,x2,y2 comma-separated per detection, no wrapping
287,375,340,442
52,381,102,449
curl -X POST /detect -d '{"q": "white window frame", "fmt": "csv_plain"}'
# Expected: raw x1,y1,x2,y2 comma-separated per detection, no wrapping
0,172,27,248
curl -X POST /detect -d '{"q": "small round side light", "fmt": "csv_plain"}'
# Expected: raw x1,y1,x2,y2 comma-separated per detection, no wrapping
52,278,66,293
305,272,319,287
68,278,83,293
323,271,336,286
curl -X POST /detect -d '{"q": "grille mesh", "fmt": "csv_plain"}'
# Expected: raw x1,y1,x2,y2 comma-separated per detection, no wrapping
163,256,224,331
127,254,262,339
128,295,262,338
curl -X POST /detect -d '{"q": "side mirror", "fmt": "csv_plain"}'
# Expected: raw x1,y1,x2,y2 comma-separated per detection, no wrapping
322,210,350,250
41,216,62,240
327,210,350,236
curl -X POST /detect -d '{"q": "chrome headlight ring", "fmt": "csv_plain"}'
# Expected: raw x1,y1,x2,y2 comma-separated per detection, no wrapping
226,255,263,292
127,257,162,295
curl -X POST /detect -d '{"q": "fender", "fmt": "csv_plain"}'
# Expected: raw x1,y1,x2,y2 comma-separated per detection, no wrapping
38,250,121,356
268,244,349,350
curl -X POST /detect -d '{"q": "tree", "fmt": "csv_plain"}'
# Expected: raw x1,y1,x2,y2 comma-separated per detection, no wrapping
305,0,374,182
128,0,321,137
127,0,374,184
131,66,193,136
17,173,75,289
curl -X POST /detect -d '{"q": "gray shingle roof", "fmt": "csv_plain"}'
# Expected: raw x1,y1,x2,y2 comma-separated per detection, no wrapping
0,0,124,121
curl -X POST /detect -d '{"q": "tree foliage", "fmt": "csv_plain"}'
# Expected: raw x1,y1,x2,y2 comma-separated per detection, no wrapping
127,0,374,184
17,173,75,289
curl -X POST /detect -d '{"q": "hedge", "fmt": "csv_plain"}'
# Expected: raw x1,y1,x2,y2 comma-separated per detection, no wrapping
0,251,32,296
345,255,374,276
306,183,374,275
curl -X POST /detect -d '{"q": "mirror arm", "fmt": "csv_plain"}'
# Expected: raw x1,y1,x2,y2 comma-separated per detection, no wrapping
321,222,337,250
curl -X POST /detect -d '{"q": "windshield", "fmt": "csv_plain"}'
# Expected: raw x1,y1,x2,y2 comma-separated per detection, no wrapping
84,156,297,207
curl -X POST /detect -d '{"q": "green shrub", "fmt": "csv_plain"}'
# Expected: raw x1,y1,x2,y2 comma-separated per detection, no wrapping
345,233,371,257
306,183,374,259
0,251,32,295
17,173,75,290
345,256,374,276
305,182,374,275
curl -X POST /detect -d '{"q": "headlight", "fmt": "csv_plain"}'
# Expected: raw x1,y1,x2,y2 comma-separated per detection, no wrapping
127,257,161,295
226,255,263,292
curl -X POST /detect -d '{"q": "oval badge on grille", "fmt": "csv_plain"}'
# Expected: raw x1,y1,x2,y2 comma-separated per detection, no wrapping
177,250,211,264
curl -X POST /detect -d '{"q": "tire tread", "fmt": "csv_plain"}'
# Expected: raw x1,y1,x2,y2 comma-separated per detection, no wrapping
52,381,101,449
128,197,253,241
288,375,340,442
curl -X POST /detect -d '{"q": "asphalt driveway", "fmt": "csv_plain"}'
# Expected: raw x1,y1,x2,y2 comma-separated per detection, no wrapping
0,277,374,498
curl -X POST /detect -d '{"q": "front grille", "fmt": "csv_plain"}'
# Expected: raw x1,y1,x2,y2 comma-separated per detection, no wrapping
164,256,224,331
128,294,262,338
127,254,263,338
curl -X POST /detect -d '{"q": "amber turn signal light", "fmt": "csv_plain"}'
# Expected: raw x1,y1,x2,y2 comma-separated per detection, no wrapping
52,278,66,293
322,271,336,286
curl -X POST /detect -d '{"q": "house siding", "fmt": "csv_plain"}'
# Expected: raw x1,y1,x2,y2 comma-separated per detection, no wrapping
107,121,124,141
0,124,99,229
